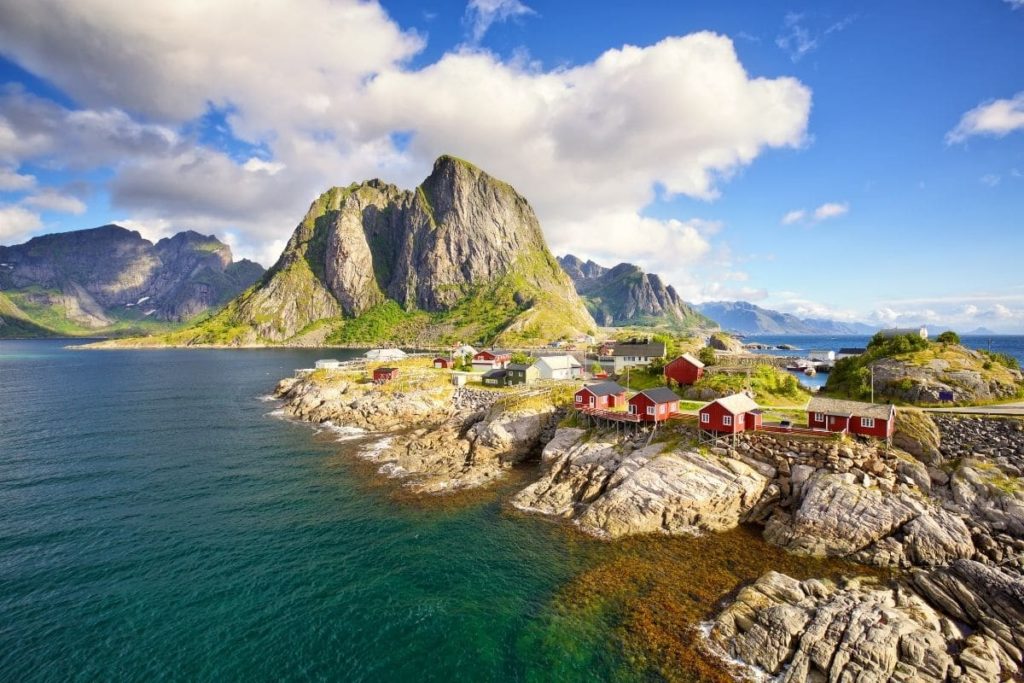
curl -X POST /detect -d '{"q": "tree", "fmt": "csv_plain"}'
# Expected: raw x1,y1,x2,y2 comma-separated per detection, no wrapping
698,346,717,366
510,351,532,365
590,362,603,375
937,330,960,345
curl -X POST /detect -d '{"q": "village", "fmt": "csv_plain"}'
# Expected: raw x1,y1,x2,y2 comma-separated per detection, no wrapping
311,334,898,446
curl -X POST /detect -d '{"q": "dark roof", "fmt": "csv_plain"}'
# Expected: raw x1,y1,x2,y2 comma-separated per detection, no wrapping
611,342,666,357
507,363,532,371
482,369,507,378
375,367,398,373
808,397,894,420
634,387,681,404
580,381,626,396
838,347,866,354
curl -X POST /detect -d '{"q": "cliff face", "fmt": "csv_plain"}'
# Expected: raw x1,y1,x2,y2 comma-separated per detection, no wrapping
185,155,595,345
0,225,264,336
558,254,711,330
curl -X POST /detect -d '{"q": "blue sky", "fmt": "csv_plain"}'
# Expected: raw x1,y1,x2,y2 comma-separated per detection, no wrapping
0,0,1022,331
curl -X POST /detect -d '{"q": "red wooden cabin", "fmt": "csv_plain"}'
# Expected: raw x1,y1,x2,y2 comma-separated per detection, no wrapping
433,357,451,369
472,349,511,369
373,367,399,384
664,353,705,386
574,381,627,410
807,397,895,439
699,393,760,434
627,387,681,423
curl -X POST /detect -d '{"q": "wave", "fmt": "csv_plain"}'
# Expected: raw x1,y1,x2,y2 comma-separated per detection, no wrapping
359,436,394,461
320,421,367,442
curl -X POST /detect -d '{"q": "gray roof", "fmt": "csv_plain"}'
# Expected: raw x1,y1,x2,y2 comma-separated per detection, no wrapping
710,393,759,414
611,342,666,357
482,369,507,379
581,381,626,397
507,363,532,371
636,387,681,404
808,397,895,420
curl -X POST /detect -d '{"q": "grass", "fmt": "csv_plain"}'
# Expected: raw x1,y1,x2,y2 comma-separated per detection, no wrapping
693,365,809,406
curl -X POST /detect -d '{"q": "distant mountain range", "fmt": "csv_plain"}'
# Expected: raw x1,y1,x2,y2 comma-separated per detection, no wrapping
0,225,264,338
695,300,878,335
558,255,713,331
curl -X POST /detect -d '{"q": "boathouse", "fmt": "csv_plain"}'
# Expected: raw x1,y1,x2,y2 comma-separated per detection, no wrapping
574,381,627,410
699,393,761,435
627,387,681,423
433,357,451,369
664,353,705,386
807,397,895,438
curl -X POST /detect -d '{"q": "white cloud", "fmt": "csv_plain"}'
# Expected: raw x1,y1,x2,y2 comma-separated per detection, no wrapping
1005,0,1024,9
22,189,87,214
980,173,1001,187
813,201,848,220
946,92,1024,144
464,0,535,43
781,209,806,225
0,2,811,279
781,201,848,225
775,13,854,62
0,165,35,191
0,204,42,243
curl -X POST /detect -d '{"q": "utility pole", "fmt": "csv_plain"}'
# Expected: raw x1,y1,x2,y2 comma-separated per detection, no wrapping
870,364,874,404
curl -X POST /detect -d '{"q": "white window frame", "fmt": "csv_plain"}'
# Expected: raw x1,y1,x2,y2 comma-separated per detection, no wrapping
723,415,733,427
860,417,875,428
813,412,823,421
629,404,637,415
700,412,710,424
646,406,655,416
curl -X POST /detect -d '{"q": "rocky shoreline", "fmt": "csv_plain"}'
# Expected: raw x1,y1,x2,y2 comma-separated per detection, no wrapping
272,368,1024,682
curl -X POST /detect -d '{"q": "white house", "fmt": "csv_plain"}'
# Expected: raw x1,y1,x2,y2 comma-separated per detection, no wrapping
610,340,666,373
532,354,583,380
453,344,477,359
364,348,407,362
808,349,835,363
315,359,342,370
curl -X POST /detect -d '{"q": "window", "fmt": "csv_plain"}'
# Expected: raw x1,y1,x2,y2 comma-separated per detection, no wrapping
861,417,875,428
701,412,710,424
629,404,637,414
646,406,655,416
575,395,582,403
723,415,733,427
814,412,823,421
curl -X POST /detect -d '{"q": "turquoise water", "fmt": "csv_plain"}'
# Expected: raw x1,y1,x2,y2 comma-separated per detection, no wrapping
0,340,605,681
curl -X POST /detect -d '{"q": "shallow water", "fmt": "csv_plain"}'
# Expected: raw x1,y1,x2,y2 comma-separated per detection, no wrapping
0,340,869,681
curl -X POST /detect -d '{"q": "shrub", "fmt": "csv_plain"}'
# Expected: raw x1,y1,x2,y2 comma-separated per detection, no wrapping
937,330,960,344
698,346,717,367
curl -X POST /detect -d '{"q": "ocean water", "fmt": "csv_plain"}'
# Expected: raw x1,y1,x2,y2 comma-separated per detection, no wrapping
0,340,608,682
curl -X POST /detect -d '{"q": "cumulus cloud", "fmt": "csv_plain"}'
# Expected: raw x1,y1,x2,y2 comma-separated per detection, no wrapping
22,189,87,214
0,165,35,191
0,1,811,275
781,209,806,225
0,204,42,242
464,0,535,43
946,92,1024,144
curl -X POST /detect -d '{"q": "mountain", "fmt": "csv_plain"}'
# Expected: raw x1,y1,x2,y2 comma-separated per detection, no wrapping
696,300,877,335
0,225,264,337
964,327,998,336
155,155,596,347
557,254,713,331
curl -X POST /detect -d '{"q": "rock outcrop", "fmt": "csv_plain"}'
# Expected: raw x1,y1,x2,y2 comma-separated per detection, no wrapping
708,569,1022,683
870,351,1023,404
175,156,595,345
512,428,770,538
708,332,744,353
557,254,710,330
0,225,263,335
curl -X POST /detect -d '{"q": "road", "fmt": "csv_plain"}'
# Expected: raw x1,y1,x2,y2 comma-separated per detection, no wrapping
924,402,1024,416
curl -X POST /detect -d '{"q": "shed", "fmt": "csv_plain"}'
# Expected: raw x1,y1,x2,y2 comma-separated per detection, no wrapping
482,368,508,387
433,357,451,369
699,393,760,434
574,381,627,410
451,372,468,387
807,397,896,439
664,353,705,386
373,367,399,384
627,387,681,423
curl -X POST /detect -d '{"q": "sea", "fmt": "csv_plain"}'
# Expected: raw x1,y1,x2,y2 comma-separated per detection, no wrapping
1,338,876,682
742,334,1024,390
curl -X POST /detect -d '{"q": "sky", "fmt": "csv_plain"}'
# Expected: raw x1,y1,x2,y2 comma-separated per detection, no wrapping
0,0,1022,331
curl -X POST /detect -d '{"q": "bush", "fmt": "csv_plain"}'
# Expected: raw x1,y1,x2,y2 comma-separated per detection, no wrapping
937,330,960,344
510,351,532,365
698,346,717,367
980,349,1020,371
